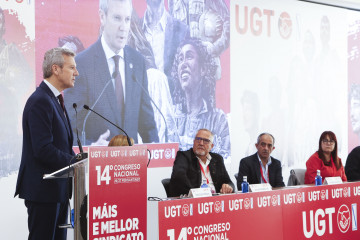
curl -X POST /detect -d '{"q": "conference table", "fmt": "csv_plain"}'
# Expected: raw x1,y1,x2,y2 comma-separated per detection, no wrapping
149,181,360,239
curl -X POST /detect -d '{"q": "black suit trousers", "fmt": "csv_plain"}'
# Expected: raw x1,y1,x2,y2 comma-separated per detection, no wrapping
25,200,68,240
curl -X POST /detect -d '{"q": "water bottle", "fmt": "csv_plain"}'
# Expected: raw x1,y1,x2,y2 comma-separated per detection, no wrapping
200,179,208,188
315,170,322,186
71,209,74,228
241,176,249,193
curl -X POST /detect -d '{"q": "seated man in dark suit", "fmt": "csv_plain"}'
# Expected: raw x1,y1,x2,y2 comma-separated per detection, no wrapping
169,128,234,197
237,133,285,190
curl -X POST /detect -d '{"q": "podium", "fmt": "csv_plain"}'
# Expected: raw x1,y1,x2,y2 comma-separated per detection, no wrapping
44,145,148,240
44,158,87,239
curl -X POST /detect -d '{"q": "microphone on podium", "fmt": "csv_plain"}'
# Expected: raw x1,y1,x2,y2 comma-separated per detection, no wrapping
73,103,84,153
72,103,88,160
83,104,133,146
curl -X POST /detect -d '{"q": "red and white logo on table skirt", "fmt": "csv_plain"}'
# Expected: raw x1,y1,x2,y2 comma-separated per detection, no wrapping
244,198,252,209
321,190,327,200
214,201,224,213
296,192,303,203
182,204,190,216
343,187,349,198
271,195,279,206
337,204,351,233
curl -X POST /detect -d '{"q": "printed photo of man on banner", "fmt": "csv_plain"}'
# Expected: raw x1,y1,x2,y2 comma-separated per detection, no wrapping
34,0,231,161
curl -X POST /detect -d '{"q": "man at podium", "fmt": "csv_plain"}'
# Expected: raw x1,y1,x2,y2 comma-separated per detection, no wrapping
14,48,78,240
169,128,234,197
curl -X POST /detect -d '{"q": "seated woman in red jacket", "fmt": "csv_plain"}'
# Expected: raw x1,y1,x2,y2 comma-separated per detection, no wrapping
304,131,347,184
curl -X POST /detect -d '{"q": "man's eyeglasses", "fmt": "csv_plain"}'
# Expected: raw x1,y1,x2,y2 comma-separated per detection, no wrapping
195,137,211,144
322,139,335,145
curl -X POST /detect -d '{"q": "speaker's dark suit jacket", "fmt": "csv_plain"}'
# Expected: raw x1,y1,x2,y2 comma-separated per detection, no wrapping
64,38,158,144
169,149,234,197
237,153,285,190
15,81,75,202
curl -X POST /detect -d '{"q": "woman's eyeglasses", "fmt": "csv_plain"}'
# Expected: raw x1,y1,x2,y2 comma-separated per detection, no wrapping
322,139,335,145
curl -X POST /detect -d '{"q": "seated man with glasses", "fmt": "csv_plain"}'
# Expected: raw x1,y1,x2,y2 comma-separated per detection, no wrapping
237,133,285,191
169,128,234,197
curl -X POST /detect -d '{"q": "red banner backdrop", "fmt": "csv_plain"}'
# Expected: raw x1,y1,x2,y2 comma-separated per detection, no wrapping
158,182,360,239
88,145,147,240
146,143,179,168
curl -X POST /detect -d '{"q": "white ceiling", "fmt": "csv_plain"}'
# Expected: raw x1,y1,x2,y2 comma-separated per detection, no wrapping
299,0,360,10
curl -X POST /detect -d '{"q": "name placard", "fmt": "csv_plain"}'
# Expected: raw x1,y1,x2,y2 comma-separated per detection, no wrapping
188,188,212,198
323,176,343,185
249,183,272,192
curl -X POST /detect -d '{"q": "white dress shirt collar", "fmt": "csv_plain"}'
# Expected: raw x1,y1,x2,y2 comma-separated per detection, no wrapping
196,154,215,192
257,154,272,167
43,79,61,97
257,153,272,183
101,35,124,59
101,35,126,99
